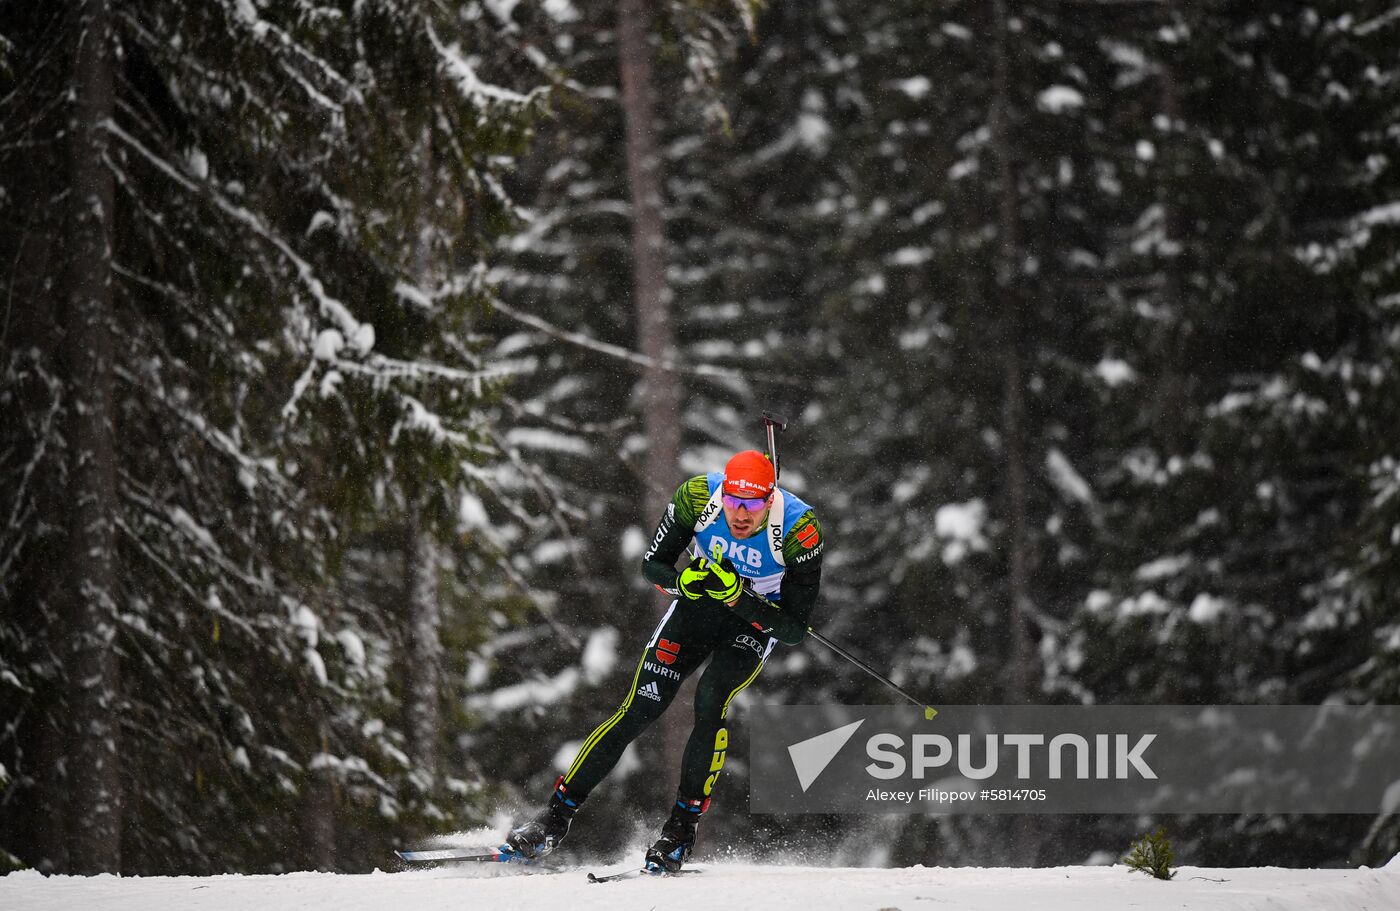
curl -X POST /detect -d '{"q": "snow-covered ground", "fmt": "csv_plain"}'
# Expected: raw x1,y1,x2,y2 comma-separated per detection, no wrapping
5,856,1398,911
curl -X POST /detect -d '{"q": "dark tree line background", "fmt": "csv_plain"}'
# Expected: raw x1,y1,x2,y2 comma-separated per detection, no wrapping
2,0,1398,876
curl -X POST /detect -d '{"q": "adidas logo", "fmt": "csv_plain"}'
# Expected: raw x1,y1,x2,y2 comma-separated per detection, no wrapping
637,681,662,702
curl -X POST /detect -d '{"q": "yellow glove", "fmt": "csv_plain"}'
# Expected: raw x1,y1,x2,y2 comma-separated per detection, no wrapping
676,554,711,600
701,541,743,606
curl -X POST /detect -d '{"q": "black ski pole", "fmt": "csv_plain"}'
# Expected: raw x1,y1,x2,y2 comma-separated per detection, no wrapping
805,627,939,719
757,409,936,718
746,588,940,717
762,410,787,478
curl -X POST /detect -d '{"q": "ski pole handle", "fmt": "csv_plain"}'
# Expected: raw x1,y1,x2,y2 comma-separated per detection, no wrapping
761,410,787,480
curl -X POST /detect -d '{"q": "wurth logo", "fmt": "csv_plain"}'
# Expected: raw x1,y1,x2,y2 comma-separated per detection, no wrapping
644,660,681,681
637,681,662,702
654,639,681,666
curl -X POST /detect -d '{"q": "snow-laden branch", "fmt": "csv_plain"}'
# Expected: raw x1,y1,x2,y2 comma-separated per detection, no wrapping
112,262,245,359
117,360,285,481
222,0,360,107
458,459,549,533
121,475,290,604
488,294,797,385
424,19,546,108
0,502,33,590
105,118,367,345
483,422,588,533
1354,6,1400,36
0,366,61,551
1297,200,1400,273
1355,201,1400,228
477,543,581,650
0,357,62,585
392,394,479,451
503,199,633,253
498,392,634,436
104,117,407,423
332,352,526,389
113,514,261,641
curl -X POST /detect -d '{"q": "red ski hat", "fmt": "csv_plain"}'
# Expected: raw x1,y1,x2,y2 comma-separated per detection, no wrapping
723,450,775,498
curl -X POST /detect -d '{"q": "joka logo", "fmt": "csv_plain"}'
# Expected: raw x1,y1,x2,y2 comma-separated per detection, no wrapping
637,681,662,702
787,719,865,792
655,638,681,666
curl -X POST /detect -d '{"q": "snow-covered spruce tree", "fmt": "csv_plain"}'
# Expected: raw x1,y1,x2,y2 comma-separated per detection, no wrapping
0,0,557,874
485,0,1131,864
673,0,1400,869
461,0,768,856
1288,3,1400,868
685,0,1128,865
1054,2,1352,707
1047,3,1398,867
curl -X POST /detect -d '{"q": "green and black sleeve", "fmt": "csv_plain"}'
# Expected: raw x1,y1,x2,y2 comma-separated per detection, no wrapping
640,478,827,647
640,476,710,593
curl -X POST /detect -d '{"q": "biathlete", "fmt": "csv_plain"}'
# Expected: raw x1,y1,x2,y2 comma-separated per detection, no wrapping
500,449,826,872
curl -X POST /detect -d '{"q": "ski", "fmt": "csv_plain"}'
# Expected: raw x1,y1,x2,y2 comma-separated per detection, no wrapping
586,867,703,883
395,846,560,870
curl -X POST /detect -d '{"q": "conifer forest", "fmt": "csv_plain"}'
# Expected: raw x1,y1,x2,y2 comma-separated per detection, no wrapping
2,0,1399,877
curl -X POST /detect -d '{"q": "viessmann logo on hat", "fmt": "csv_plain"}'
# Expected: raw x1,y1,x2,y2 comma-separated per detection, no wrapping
724,450,775,497
726,477,770,496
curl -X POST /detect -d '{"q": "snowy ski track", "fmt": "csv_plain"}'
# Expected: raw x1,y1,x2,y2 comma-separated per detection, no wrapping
4,856,1398,911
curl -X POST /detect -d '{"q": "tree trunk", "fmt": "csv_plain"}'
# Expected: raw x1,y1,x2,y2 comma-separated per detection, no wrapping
63,0,122,875
617,0,681,514
617,0,690,798
989,0,1033,707
1155,60,1188,456
1001,343,1032,705
404,508,442,784
33,711,71,873
990,0,1037,866
304,724,337,872
402,129,444,787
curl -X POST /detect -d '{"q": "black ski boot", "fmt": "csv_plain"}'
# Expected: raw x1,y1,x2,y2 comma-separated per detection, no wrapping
503,777,579,860
643,797,706,873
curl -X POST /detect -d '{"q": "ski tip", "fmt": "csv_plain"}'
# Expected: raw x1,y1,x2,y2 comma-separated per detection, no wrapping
924,705,938,720
394,847,521,865
587,865,701,883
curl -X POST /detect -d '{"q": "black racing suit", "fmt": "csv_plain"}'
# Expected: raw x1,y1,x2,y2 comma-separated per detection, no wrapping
557,475,826,809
